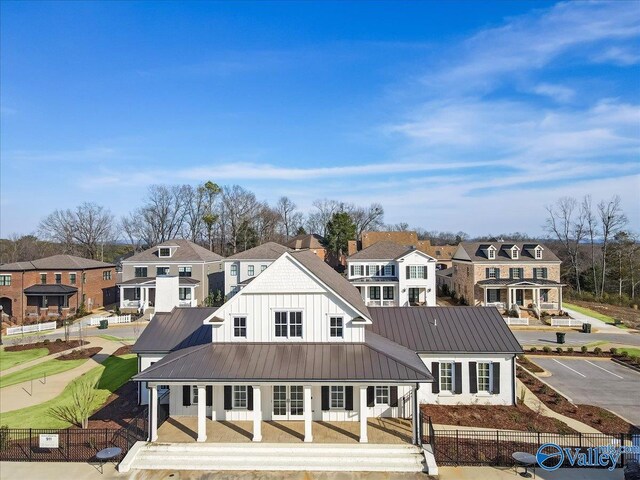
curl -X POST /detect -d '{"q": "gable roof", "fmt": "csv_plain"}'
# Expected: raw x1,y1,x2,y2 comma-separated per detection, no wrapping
0,254,114,271
361,231,419,249
454,242,560,262
347,241,414,261
226,242,291,260
286,234,326,250
123,239,223,264
132,307,215,353
367,306,523,354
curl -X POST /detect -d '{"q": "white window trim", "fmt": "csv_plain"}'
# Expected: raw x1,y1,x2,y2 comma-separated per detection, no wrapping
158,247,172,258
191,385,199,404
375,386,390,405
329,316,343,338
134,266,148,277
488,268,498,279
0,274,11,286
439,362,454,393
477,362,492,394
248,265,255,277
156,265,170,276
178,265,192,276
233,316,247,338
330,385,345,410
383,264,394,276
233,385,248,409
535,247,543,259
230,264,238,276
273,309,304,339
178,287,192,301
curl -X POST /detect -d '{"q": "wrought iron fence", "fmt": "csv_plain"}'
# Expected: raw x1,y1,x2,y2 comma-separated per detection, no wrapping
422,415,637,468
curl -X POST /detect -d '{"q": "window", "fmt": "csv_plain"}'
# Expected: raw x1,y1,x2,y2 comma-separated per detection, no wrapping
134,267,147,278
383,286,394,300
535,247,542,259
234,317,247,337
511,268,522,279
369,286,381,300
40,273,47,284
230,264,238,276
487,248,496,260
158,247,171,258
55,273,62,284
330,386,344,409
0,275,11,286
69,273,76,285
512,248,519,259
274,311,303,338
488,268,498,279
330,316,343,338
233,386,248,409
192,385,199,404
384,264,394,276
248,265,255,277
541,289,549,302
369,264,379,276
352,265,364,276
103,270,112,281
487,289,500,303
409,265,426,279
179,288,191,300
261,265,267,272
178,266,192,277
477,362,491,393
533,268,548,279
156,266,170,276
440,362,453,392
375,386,389,405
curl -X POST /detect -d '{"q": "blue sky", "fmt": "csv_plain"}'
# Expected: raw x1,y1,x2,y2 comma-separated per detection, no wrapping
1,1,639,236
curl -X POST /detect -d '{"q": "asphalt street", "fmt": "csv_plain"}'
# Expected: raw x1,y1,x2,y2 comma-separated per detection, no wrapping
514,329,640,347
532,357,640,427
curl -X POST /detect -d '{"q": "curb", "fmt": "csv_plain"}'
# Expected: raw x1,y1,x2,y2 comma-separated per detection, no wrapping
516,365,574,404
611,357,640,374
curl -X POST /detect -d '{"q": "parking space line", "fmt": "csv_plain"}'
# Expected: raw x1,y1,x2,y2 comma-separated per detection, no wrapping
584,360,624,379
552,359,586,377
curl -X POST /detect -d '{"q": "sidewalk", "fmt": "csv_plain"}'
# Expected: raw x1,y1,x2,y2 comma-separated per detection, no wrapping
0,336,123,414
563,306,627,335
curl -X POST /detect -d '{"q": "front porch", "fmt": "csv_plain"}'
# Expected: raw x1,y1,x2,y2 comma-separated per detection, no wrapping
478,280,564,315
158,417,412,444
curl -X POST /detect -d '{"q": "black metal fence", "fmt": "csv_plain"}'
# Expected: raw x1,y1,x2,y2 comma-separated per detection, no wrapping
422,414,638,468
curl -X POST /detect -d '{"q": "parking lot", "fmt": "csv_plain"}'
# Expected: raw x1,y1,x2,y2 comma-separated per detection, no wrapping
532,357,640,427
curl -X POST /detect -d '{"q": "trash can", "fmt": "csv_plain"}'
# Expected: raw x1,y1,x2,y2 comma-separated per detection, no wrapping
556,332,566,344
582,323,592,333
98,319,108,330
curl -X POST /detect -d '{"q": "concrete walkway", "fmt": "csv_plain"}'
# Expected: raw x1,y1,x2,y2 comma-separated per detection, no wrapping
563,306,628,334
0,336,124,413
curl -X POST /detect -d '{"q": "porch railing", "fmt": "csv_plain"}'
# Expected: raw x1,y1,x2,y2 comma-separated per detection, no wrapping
366,300,398,307
540,302,559,310
121,300,142,308
503,317,529,326
485,302,505,309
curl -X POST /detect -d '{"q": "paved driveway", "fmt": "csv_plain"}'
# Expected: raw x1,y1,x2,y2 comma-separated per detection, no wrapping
514,330,640,347
532,357,640,427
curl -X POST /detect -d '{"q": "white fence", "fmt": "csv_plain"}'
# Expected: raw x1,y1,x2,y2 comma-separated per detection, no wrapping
6,321,57,336
87,314,132,326
551,318,585,327
503,317,529,326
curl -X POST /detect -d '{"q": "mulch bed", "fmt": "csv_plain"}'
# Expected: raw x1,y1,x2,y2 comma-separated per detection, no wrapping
4,340,89,355
57,346,102,361
517,366,639,434
516,355,544,373
112,345,132,356
421,403,576,434
87,381,144,429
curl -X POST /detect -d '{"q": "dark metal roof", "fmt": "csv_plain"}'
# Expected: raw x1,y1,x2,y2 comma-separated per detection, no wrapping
367,307,523,354
134,338,433,383
477,278,563,287
118,276,200,286
132,307,215,353
23,284,78,295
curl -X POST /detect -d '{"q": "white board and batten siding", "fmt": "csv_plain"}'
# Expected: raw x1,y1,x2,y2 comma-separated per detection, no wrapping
139,353,169,405
212,256,367,343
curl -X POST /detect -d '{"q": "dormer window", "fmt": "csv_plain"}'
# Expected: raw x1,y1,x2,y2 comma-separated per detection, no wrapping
158,247,171,258
486,246,496,260
511,247,519,259
535,246,543,259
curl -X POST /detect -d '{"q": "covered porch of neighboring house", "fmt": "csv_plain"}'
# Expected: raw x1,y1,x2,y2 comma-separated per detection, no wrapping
353,280,399,307
478,279,564,316
23,284,77,320
118,278,199,311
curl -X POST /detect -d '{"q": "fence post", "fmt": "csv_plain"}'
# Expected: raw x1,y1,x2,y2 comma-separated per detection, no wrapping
496,430,500,465
456,430,459,463
579,432,582,449
29,429,32,461
66,429,70,461
621,433,625,467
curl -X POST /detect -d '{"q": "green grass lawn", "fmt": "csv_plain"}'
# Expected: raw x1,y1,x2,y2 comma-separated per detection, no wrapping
0,354,136,429
0,357,88,388
0,347,49,372
564,302,627,328
617,347,640,358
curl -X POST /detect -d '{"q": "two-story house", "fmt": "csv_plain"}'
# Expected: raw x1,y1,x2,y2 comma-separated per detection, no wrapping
223,242,291,297
126,249,520,474
346,241,436,307
451,241,564,316
0,255,116,323
118,239,224,313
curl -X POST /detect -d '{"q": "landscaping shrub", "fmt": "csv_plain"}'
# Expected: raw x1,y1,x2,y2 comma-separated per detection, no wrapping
594,347,602,355
610,348,618,355
556,347,563,354
55,338,62,343
530,347,537,353
620,351,629,358
543,346,551,353
581,346,588,354
43,339,50,345
567,347,574,353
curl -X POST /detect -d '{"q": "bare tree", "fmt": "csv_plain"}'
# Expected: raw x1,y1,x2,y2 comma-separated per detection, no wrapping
120,213,142,251
134,185,189,245
597,196,628,295
221,185,259,254
39,203,114,259
306,199,341,237
545,197,587,293
48,380,98,428
275,196,299,241
183,184,207,243
346,203,385,239
582,196,599,296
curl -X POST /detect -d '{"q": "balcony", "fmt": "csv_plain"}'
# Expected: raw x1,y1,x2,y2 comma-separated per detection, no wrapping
365,300,398,307
540,302,559,311
485,302,506,310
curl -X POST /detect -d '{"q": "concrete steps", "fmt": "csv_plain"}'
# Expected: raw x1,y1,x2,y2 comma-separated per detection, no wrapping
120,442,425,472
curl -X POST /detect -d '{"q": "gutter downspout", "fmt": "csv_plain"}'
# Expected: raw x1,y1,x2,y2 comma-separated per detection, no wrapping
512,355,517,405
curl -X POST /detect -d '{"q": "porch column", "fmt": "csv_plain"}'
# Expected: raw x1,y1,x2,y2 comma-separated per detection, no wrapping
197,385,207,442
149,384,158,441
359,385,368,443
559,287,563,312
411,385,418,445
303,385,313,442
483,287,487,305
252,385,262,442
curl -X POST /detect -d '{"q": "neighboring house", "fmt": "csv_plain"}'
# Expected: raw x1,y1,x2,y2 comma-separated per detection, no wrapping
132,249,521,450
118,239,224,314
346,241,436,307
286,233,338,267
0,255,116,322
435,267,454,293
348,231,456,270
223,242,291,297
451,241,564,316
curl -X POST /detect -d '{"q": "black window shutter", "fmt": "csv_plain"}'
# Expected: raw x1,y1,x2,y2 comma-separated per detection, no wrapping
509,268,514,278
247,386,254,411
454,363,463,394
321,386,330,411
485,268,490,279
345,386,354,411
431,362,440,394
391,265,395,276
542,268,548,279
350,265,354,276
366,265,369,276
206,385,213,406
492,363,501,394
183,385,191,406
406,266,410,278
367,386,375,407
469,362,478,394
533,269,538,280
224,386,232,410
390,386,398,407
496,289,501,302
495,269,500,279
423,266,428,279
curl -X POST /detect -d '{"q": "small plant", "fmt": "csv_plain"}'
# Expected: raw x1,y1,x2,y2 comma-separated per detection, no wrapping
43,339,50,345
556,347,563,354
581,346,588,354
530,347,537,353
567,347,574,353
518,387,526,405
543,346,551,353
609,347,618,355
55,338,62,343
620,351,629,358
594,347,602,355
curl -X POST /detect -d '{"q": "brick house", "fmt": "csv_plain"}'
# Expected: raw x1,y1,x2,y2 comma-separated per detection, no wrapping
0,255,117,323
450,241,564,316
286,234,339,267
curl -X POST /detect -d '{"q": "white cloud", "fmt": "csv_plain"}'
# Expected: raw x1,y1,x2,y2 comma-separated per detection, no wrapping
531,83,575,102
